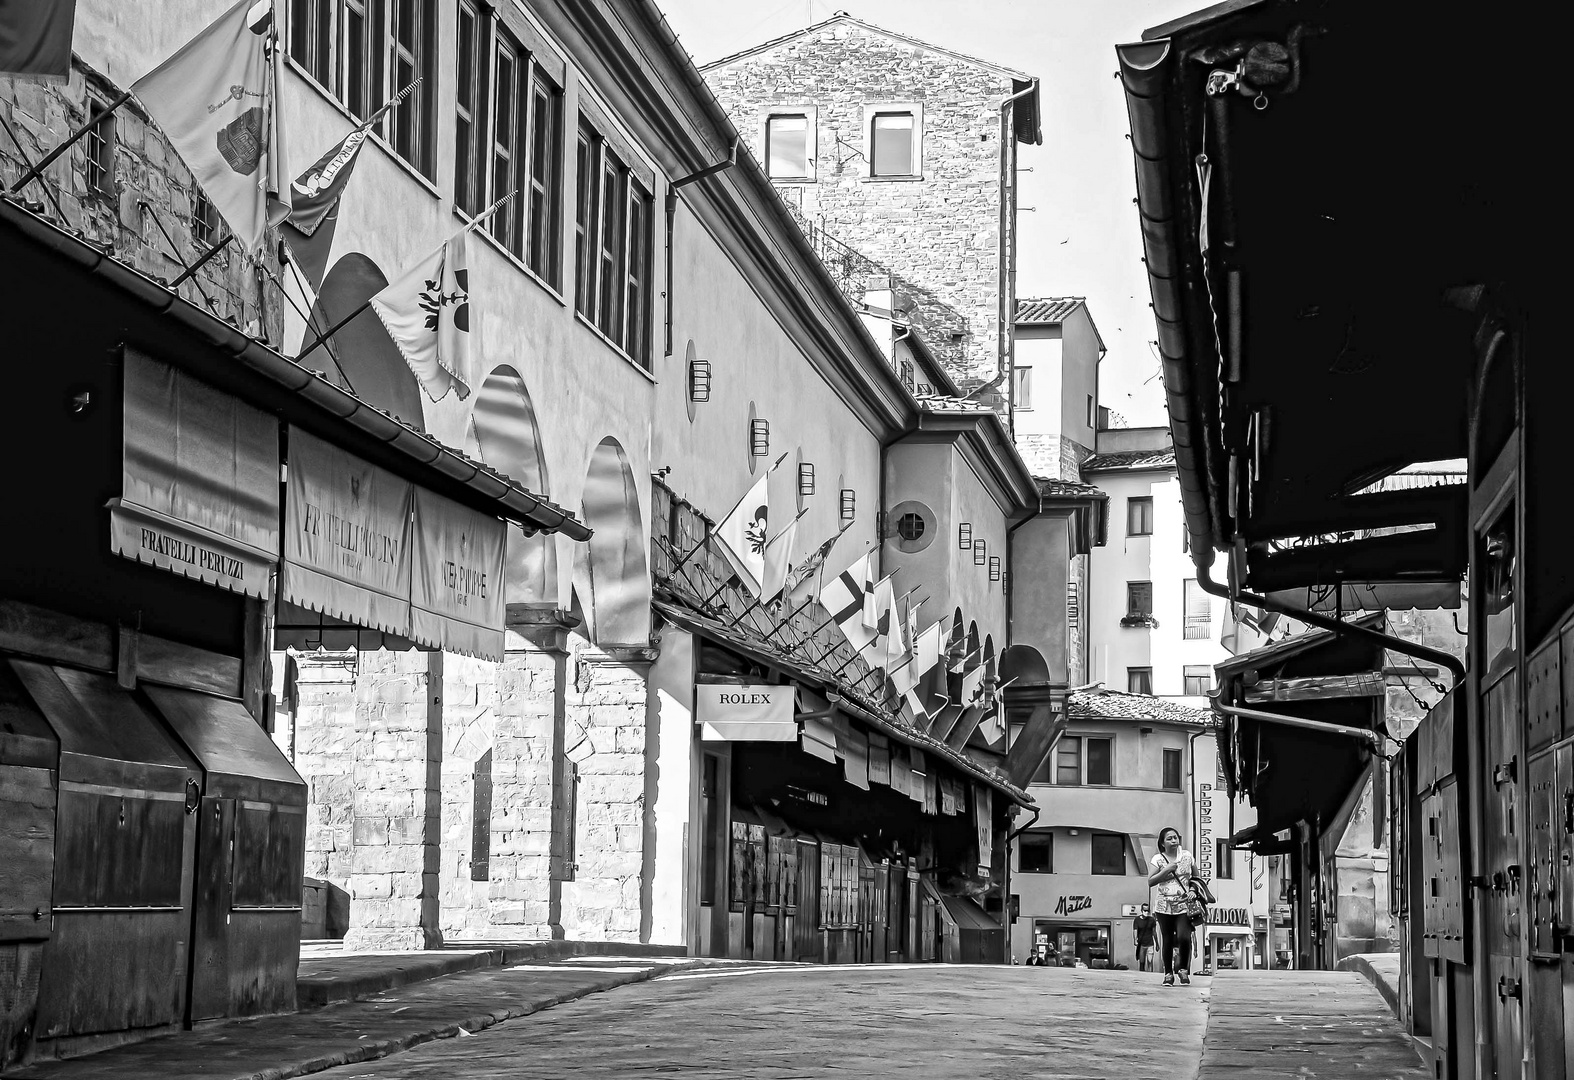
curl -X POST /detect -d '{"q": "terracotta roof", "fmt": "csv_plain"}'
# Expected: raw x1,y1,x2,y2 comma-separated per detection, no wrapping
1080,447,1177,472
1015,297,1086,325
1036,477,1104,499
1068,688,1215,728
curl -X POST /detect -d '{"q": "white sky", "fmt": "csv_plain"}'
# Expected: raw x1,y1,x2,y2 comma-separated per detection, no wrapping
659,0,1202,427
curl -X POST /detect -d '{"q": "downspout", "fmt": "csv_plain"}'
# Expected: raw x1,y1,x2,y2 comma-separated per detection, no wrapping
998,79,1037,436
878,326,919,561
1195,564,1465,686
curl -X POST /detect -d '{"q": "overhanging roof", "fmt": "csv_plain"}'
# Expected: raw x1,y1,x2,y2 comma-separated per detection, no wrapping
1116,2,1526,596
0,197,588,539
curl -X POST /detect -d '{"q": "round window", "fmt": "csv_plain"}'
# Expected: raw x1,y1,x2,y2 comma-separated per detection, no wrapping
889,500,937,554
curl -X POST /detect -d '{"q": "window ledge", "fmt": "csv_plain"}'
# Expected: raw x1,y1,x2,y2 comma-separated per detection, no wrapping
453,206,566,308
1120,615,1160,629
770,176,817,185
574,312,655,383
861,174,924,183
284,57,441,201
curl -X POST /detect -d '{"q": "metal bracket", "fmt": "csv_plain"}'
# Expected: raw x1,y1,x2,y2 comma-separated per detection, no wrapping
1496,974,1522,1001
1492,758,1517,787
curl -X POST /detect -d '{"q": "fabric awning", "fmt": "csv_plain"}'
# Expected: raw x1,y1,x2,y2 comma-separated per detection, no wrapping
409,487,506,662
112,349,279,598
281,427,413,637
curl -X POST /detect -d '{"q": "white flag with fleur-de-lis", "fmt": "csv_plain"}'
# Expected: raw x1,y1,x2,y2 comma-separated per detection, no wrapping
369,230,472,402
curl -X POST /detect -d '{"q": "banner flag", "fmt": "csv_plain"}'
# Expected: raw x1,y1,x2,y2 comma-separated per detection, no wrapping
783,522,847,604
819,552,875,653
369,229,473,402
279,125,372,286
0,0,77,79
133,0,289,254
715,471,770,597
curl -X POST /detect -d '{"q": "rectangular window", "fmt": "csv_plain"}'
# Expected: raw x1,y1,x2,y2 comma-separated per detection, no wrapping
574,120,653,367
1018,832,1052,873
1183,665,1212,697
1127,667,1153,695
527,78,563,284
1162,748,1183,791
1184,578,1212,639
870,111,914,176
766,113,810,179
489,33,527,256
287,0,434,178
1127,496,1153,536
1091,832,1126,876
1127,581,1153,618
453,1,485,216
1055,735,1081,786
1216,840,1235,880
1086,737,1113,786
1087,394,1094,427
1013,365,1033,410
900,359,915,392
83,94,115,197
192,191,221,247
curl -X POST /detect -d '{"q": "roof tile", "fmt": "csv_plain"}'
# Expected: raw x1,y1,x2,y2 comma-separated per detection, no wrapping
1080,447,1177,472
1015,297,1086,325
1067,688,1214,727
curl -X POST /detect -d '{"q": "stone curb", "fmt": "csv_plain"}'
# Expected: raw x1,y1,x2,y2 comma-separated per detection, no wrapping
1334,953,1401,1018
297,941,687,1008
238,959,716,1080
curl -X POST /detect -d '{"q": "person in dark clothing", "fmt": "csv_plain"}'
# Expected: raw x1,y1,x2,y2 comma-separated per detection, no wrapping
1147,826,1197,985
1132,903,1157,972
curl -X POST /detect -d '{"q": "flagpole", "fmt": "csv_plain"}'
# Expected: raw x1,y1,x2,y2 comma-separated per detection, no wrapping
9,89,133,194
170,233,234,287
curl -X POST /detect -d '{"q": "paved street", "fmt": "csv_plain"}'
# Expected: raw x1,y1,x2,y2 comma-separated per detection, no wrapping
331,964,1208,1079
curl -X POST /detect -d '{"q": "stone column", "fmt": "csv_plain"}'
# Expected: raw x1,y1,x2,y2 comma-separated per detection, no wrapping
344,649,443,951
561,642,656,942
290,651,358,904
484,606,576,940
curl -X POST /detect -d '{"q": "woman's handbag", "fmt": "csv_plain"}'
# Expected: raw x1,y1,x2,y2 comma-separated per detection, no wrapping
1185,877,1214,923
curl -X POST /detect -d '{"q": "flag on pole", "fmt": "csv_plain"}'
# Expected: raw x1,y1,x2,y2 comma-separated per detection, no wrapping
783,523,847,604
760,451,800,601
901,618,945,719
761,508,806,602
0,0,77,79
819,552,875,653
715,472,770,597
133,0,289,255
876,584,905,670
863,570,895,632
369,229,474,401
279,126,373,286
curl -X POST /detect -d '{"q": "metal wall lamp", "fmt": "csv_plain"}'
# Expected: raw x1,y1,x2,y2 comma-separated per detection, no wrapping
989,555,1001,582
750,418,770,457
973,538,987,566
840,489,856,524
688,358,711,401
958,522,972,549
799,463,816,496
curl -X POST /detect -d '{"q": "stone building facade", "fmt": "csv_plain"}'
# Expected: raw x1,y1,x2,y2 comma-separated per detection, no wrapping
702,15,1040,392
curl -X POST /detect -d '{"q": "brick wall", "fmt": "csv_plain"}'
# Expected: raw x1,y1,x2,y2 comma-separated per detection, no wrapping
0,63,281,342
706,21,1019,387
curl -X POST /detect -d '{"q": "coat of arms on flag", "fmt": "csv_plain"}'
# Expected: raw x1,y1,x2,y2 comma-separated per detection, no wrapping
369,231,473,402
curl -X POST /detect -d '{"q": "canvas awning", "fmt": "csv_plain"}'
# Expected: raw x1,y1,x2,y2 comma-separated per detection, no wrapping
111,349,279,599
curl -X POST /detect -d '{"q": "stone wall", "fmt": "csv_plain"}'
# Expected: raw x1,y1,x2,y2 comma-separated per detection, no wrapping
705,20,1020,388
0,63,283,342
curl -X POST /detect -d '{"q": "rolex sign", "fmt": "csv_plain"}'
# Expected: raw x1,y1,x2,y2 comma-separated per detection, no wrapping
696,683,796,742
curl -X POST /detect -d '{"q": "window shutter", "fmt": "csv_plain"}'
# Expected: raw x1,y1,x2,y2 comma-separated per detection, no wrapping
549,758,578,881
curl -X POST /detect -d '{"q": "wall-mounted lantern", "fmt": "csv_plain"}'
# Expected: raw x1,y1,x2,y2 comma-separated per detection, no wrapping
688,358,711,402
973,538,987,565
750,418,770,457
989,555,1001,582
840,489,856,524
958,522,972,549
799,462,816,496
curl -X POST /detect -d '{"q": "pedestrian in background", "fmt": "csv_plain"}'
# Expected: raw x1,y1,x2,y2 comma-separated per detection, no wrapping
1147,827,1197,986
1132,903,1157,972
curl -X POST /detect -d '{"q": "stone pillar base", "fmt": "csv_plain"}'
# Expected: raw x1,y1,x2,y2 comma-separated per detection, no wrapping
343,926,444,952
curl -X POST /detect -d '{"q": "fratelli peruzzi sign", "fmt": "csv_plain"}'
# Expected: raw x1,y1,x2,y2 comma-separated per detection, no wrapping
696,683,796,742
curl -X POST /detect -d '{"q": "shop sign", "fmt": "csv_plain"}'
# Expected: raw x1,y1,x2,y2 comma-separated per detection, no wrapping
696,683,795,742
1054,895,1094,916
111,350,280,598
1208,906,1250,927
1194,733,1218,881
410,487,506,661
973,785,992,870
281,427,413,637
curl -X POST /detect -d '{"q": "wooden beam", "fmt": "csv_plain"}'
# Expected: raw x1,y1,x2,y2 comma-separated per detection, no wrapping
1242,671,1386,703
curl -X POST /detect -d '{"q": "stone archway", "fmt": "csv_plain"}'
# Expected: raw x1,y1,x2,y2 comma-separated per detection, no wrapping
303,253,425,429
575,437,651,646
465,366,556,605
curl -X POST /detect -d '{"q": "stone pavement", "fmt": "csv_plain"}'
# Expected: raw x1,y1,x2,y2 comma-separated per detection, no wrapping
328,964,1209,1079
6,956,717,1080
1198,971,1428,1079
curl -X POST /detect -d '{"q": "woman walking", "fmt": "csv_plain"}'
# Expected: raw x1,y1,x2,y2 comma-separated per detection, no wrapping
1147,826,1196,985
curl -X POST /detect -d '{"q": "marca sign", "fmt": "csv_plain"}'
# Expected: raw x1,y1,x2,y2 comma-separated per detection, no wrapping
696,683,796,742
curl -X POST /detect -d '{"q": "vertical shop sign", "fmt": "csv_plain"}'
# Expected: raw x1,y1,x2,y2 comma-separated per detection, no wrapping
410,487,507,661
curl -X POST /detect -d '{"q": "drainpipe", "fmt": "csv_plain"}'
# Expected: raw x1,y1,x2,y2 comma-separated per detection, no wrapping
665,140,741,358
998,79,1038,435
1213,701,1385,750
1195,564,1465,686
